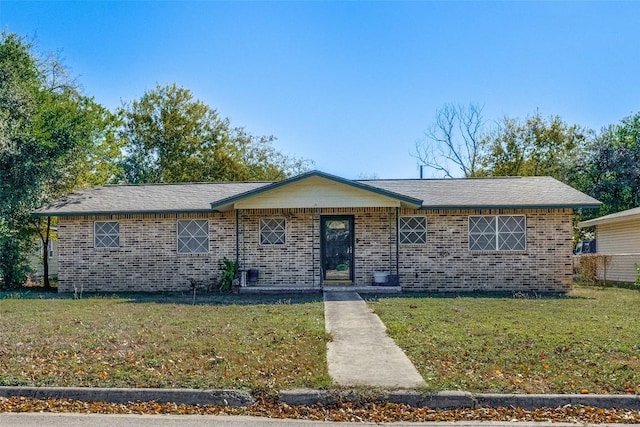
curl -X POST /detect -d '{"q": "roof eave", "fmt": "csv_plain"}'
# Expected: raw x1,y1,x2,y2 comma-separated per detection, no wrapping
420,203,601,211
32,209,216,218
34,203,599,217
578,220,596,228
579,214,640,228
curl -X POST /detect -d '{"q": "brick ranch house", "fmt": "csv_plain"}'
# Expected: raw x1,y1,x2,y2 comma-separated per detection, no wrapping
35,170,600,294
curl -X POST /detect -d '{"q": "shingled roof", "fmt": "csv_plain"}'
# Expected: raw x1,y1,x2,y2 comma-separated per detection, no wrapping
34,171,600,217
35,182,270,216
364,176,600,210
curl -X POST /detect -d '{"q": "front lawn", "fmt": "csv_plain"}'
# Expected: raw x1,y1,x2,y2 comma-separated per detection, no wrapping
368,286,640,394
2,287,638,395
0,293,330,391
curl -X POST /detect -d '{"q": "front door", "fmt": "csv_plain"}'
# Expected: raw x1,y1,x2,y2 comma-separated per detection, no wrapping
321,216,354,283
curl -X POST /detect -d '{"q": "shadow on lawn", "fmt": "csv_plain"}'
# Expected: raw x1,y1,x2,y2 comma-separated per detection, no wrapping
0,287,324,306
121,291,324,306
362,290,577,302
9,283,616,304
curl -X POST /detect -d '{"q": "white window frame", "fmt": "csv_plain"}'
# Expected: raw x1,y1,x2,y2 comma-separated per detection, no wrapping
260,218,286,245
399,216,427,245
177,219,209,254
468,215,527,252
94,221,119,249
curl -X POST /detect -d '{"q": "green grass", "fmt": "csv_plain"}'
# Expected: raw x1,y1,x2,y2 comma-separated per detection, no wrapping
368,286,640,394
0,293,330,391
3,287,638,395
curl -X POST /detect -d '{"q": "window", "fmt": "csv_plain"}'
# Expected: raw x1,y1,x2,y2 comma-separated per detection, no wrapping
177,220,209,254
260,218,286,245
40,240,54,257
95,221,119,248
469,215,526,251
399,216,427,244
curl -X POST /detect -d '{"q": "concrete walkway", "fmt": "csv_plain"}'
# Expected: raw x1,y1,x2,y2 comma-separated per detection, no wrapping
323,291,426,388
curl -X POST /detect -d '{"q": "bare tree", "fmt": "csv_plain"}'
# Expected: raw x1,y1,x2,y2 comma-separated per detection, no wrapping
414,103,487,178
41,50,80,93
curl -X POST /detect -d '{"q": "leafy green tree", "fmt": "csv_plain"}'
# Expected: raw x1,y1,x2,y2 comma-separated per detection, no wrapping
416,106,588,182
572,112,640,219
33,90,118,287
117,83,310,184
481,112,589,182
0,33,44,288
0,32,116,288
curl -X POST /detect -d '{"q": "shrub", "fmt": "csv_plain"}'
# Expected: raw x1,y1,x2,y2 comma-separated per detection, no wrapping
218,257,238,292
578,254,612,285
578,255,598,283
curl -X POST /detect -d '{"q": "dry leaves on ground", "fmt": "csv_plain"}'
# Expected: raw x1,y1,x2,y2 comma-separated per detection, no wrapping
1,395,639,424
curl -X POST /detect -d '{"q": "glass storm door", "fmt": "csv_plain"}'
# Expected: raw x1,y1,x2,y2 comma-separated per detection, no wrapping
321,216,354,283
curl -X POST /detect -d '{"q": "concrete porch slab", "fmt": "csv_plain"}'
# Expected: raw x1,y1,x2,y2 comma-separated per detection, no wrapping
323,285,402,294
239,285,402,294
238,286,320,294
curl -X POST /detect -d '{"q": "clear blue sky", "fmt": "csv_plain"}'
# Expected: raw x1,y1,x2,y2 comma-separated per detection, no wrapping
2,1,639,179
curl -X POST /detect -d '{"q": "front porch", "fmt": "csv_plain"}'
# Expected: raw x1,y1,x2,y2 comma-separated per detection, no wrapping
232,207,407,291
216,172,421,293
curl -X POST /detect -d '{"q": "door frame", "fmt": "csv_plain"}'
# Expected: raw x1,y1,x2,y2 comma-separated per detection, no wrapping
320,215,355,284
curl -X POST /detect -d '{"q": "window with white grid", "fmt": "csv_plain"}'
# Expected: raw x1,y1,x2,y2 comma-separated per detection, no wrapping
399,216,427,245
260,218,286,245
469,215,526,252
177,220,209,254
95,221,119,248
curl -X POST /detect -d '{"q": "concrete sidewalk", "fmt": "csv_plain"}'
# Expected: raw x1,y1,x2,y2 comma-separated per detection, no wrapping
323,291,426,388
